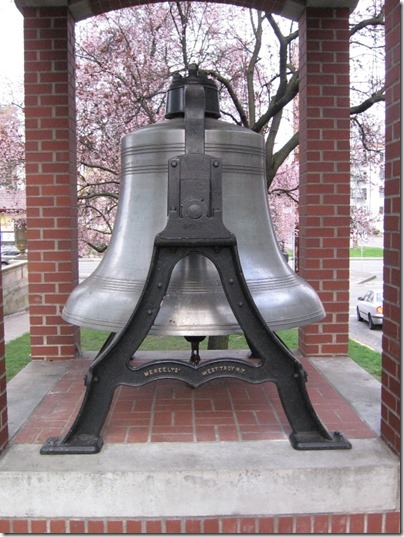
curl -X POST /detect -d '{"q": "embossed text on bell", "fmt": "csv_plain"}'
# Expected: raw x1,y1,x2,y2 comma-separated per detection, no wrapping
41,65,351,454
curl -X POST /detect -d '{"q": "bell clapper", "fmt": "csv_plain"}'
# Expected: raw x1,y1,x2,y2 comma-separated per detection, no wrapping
185,336,206,365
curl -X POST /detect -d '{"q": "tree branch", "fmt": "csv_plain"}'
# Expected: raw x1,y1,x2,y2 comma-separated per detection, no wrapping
207,70,250,128
266,131,299,188
246,11,264,126
79,161,119,176
350,6,385,36
350,87,385,115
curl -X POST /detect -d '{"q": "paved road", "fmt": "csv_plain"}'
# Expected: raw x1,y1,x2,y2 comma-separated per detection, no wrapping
349,258,383,353
79,256,384,354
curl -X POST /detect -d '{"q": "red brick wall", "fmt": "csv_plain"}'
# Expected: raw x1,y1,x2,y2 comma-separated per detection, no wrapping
298,8,351,357
23,7,80,360
381,0,400,455
0,261,8,453
0,512,400,534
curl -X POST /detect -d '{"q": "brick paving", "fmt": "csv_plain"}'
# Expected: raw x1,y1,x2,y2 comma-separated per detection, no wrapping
11,353,375,446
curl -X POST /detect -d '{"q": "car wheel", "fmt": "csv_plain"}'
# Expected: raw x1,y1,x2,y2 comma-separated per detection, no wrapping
356,307,363,321
368,313,376,330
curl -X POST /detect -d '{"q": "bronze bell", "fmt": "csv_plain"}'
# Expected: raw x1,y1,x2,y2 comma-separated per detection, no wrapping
63,66,325,335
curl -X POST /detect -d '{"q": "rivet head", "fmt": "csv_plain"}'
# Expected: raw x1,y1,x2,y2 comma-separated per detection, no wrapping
187,203,203,219
171,160,178,167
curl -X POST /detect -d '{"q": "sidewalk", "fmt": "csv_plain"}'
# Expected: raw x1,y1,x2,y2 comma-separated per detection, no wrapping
4,309,30,344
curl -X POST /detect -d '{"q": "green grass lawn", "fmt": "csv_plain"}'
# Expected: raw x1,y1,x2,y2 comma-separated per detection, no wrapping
350,246,384,258
5,334,32,382
348,339,382,380
80,328,297,353
286,246,383,261
5,327,380,382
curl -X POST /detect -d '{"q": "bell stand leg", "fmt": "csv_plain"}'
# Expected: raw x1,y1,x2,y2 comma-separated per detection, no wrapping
204,245,351,450
41,245,180,454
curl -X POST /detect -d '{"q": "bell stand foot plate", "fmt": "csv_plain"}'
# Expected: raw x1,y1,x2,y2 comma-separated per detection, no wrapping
40,434,103,455
290,431,351,450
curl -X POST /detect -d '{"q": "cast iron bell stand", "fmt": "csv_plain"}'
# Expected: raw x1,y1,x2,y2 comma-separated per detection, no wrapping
41,82,351,454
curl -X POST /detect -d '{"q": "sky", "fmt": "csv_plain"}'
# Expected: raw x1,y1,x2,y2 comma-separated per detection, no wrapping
0,0,24,102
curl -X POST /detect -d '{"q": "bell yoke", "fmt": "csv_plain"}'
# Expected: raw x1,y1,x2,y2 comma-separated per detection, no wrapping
41,65,351,454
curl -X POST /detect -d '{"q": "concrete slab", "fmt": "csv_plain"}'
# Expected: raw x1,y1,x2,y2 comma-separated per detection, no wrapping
4,309,30,343
0,438,399,518
311,357,381,434
1,352,399,521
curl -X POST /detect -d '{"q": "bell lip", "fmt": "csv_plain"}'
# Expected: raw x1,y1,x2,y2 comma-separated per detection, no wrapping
62,309,326,336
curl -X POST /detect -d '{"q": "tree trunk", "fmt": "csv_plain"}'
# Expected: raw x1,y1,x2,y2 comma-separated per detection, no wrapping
207,335,229,350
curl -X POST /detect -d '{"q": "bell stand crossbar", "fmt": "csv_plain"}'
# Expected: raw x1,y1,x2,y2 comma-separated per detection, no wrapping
41,82,351,455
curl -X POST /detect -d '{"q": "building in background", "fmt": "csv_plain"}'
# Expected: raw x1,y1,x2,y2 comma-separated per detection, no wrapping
350,148,385,234
0,190,26,247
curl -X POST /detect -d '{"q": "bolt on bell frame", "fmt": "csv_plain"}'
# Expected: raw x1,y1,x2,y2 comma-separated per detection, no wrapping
41,68,351,455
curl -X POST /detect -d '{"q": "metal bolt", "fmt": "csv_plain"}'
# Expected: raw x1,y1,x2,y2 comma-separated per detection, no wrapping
213,160,219,167
229,278,234,284
157,282,163,288
238,301,243,307
147,310,153,315
171,160,178,167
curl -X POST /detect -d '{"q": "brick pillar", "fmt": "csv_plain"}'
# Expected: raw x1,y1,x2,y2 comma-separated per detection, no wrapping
381,0,400,455
23,7,79,360
0,260,8,453
298,8,350,357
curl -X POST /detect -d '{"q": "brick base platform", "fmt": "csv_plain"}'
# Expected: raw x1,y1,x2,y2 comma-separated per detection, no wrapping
11,352,374,446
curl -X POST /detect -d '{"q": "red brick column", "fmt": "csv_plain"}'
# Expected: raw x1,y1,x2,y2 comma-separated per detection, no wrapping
0,263,8,453
298,8,350,357
381,0,400,455
23,7,79,360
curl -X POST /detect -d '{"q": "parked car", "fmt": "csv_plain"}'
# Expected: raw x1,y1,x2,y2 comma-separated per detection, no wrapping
1,246,21,265
356,289,383,330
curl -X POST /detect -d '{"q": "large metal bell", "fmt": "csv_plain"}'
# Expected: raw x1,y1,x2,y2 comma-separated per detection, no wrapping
63,68,325,335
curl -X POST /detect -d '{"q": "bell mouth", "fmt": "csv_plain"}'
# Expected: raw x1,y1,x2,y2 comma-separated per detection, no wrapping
165,63,221,120
62,254,325,335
